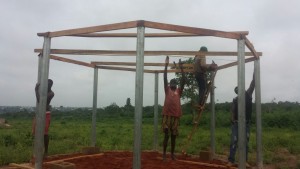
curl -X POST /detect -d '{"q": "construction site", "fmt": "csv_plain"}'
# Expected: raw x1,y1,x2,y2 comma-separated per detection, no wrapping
10,20,263,169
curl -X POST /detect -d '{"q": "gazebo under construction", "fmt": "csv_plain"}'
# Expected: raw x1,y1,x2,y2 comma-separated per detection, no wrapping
33,20,263,169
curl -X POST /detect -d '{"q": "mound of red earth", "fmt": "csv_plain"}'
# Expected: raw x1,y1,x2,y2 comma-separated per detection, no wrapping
42,151,231,169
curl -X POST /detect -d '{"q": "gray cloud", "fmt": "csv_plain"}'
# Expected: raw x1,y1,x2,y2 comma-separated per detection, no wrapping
1,0,300,107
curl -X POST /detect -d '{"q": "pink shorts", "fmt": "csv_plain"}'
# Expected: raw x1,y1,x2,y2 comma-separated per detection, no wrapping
32,111,51,135
44,111,51,135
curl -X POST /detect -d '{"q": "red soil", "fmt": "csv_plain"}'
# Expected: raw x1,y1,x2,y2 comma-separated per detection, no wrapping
43,151,231,169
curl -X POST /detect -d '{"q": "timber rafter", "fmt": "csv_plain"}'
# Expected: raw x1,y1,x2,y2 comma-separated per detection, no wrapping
36,20,262,73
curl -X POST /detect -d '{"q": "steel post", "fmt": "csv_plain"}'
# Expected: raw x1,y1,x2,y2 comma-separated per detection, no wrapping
255,59,263,169
34,37,51,169
210,79,215,158
153,72,159,150
91,68,98,146
133,26,145,169
237,38,246,169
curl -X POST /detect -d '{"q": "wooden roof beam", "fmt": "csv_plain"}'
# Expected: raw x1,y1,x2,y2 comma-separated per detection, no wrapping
92,61,186,67
154,57,257,73
49,55,95,68
91,61,217,70
96,65,155,73
37,20,249,40
96,65,196,73
34,49,262,56
67,31,249,38
143,20,245,39
245,37,260,58
37,21,139,38
217,57,257,70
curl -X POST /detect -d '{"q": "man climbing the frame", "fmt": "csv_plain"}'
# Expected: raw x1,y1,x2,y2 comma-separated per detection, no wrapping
162,56,186,161
194,46,217,105
228,73,255,166
32,79,55,159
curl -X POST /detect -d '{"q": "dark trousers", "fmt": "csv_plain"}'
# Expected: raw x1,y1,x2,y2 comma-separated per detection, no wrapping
228,122,250,163
195,73,206,105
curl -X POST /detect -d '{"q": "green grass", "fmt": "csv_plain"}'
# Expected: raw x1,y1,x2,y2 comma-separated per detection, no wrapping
0,117,299,167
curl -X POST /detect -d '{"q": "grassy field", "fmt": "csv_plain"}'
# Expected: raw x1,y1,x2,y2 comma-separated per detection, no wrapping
1,115,299,168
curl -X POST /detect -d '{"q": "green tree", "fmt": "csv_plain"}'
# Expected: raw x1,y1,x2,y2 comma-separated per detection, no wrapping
173,58,215,121
104,102,121,116
123,98,134,116
173,58,198,103
172,58,198,121
125,98,132,107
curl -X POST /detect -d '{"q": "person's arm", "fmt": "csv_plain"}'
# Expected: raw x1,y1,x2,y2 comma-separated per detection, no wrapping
47,91,54,103
209,60,218,71
231,99,236,123
247,72,255,96
164,56,169,92
179,59,186,90
35,83,40,103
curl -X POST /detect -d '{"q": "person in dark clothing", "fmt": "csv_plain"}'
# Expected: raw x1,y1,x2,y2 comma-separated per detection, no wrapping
194,46,217,105
32,79,54,158
228,73,255,164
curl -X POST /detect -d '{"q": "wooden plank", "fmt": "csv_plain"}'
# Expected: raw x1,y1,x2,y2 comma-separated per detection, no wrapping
9,163,34,169
45,153,104,164
91,61,216,70
37,21,138,38
245,37,260,58
153,69,194,73
96,65,192,73
34,49,262,56
144,21,244,39
70,32,197,37
50,55,95,68
217,57,257,70
68,32,249,38
96,65,154,73
91,61,195,67
176,159,227,169
97,65,137,72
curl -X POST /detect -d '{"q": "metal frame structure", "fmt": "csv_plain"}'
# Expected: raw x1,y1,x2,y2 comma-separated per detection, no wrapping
35,20,263,169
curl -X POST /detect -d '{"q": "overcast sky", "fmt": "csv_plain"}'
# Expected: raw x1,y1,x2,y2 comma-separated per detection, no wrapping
1,0,300,108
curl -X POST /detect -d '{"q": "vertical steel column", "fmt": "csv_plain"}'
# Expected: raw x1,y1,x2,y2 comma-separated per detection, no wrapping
210,79,215,158
34,37,51,169
254,59,263,169
36,54,43,86
153,72,159,150
91,68,98,146
34,54,42,168
133,26,145,169
237,38,246,169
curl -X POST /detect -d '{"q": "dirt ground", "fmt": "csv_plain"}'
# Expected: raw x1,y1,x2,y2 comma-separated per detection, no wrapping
3,150,298,169
40,151,232,169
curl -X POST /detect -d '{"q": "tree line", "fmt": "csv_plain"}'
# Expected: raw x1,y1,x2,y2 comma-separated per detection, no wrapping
1,101,299,130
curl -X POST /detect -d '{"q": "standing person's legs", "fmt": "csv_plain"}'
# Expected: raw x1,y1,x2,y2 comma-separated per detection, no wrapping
228,122,238,163
246,123,251,162
44,135,49,157
170,117,179,160
195,74,206,105
162,115,169,161
170,134,176,160
163,129,169,161
44,112,51,158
